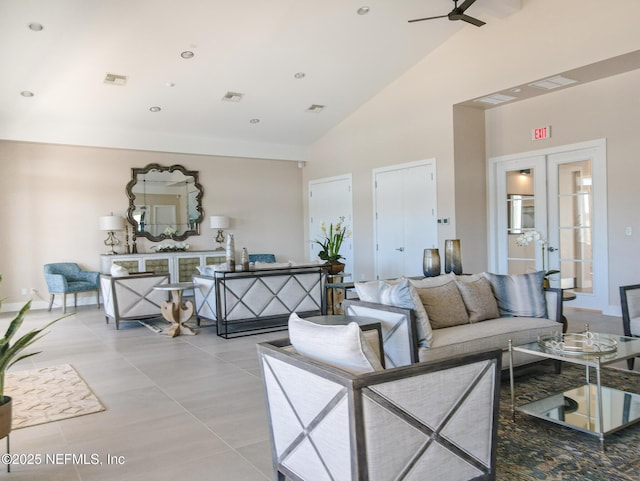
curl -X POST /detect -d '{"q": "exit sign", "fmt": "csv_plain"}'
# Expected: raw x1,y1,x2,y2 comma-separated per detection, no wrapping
532,125,551,140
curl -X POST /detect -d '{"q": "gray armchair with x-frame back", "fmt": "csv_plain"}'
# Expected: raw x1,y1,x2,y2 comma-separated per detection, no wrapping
257,337,501,481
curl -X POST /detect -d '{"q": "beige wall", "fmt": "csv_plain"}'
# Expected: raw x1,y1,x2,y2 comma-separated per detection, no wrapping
303,0,640,309
484,68,640,308
0,141,304,309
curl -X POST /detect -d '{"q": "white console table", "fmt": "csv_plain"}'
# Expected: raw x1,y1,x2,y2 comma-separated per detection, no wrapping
101,250,226,283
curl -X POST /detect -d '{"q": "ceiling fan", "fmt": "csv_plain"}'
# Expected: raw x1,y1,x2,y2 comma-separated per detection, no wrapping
409,0,486,27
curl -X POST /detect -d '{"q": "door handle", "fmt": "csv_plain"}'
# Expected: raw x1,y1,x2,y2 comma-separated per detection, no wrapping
548,246,558,252
396,247,404,252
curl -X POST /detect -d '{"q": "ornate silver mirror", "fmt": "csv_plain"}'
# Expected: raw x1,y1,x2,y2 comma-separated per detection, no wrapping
126,164,204,242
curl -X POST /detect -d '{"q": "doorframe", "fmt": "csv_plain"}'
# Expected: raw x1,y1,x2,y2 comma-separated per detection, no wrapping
487,138,609,311
372,158,437,280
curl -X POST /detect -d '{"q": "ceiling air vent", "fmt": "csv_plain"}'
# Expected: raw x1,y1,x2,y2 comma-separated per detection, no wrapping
473,93,516,105
529,75,577,90
222,91,243,102
306,104,325,113
104,73,127,86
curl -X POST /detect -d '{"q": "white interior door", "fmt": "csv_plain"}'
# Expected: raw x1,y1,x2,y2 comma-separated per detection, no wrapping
489,140,608,311
308,175,353,276
374,160,437,279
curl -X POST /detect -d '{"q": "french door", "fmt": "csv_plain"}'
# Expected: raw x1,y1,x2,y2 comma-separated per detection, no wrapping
489,140,608,311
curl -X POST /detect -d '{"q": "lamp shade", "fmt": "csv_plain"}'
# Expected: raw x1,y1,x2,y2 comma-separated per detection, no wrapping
99,215,125,231
210,215,230,229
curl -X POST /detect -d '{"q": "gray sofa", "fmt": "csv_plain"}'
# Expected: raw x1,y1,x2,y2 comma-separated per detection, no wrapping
342,272,563,369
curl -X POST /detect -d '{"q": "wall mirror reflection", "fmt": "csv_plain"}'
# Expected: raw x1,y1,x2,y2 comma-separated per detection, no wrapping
126,164,203,242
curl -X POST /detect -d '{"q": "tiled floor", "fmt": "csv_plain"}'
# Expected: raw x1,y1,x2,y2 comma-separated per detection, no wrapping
0,304,633,480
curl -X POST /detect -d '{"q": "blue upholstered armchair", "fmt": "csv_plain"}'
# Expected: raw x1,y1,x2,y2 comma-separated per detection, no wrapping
44,262,100,314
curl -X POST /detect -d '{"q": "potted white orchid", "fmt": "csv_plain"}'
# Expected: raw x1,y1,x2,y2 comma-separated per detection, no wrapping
516,230,560,285
314,217,351,274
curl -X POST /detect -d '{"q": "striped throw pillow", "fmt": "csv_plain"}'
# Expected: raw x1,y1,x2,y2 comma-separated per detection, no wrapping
483,271,546,318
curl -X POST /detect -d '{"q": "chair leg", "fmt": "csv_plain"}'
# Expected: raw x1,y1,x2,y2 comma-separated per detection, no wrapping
62,293,67,314
74,292,78,308
96,289,100,309
48,294,55,312
628,358,635,370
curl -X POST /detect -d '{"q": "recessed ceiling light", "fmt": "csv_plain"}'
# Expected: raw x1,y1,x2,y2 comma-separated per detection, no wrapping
510,88,522,93
473,93,516,105
180,51,194,59
165,82,175,87
249,118,260,124
222,91,244,102
306,104,325,113
20,91,34,97
28,23,43,31
529,75,578,90
294,72,306,79
149,106,161,112
357,6,370,15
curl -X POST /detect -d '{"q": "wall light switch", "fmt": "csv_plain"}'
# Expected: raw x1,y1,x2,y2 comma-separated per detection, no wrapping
626,226,633,236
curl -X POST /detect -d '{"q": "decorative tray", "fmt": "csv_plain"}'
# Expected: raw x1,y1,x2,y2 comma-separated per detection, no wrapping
538,328,617,356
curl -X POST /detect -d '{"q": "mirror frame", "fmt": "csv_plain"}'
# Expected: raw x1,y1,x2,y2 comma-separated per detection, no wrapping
126,163,204,242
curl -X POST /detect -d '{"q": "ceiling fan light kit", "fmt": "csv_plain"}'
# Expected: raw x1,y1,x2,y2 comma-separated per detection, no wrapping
409,0,486,27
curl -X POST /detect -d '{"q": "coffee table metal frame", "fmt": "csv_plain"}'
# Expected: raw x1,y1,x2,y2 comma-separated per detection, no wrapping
508,330,640,450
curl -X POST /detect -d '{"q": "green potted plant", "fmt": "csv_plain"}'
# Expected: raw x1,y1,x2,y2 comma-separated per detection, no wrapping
314,217,351,274
0,275,67,439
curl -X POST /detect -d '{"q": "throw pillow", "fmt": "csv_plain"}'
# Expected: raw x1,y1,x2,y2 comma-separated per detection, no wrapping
110,264,129,277
378,279,415,309
414,281,470,329
455,277,500,322
288,313,384,375
354,280,382,303
483,271,547,318
408,274,458,342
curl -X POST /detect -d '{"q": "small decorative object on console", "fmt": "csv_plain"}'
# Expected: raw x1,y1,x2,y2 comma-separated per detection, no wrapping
444,239,463,275
151,243,189,252
423,248,441,277
226,233,236,271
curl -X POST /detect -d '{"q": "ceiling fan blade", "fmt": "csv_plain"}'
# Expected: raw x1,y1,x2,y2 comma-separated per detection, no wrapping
457,0,479,13
408,14,448,23
450,13,486,27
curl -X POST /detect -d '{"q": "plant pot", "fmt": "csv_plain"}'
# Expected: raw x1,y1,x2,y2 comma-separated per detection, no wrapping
327,261,345,275
0,396,12,439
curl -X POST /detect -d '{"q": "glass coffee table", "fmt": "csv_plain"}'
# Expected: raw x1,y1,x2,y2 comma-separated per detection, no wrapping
508,326,640,450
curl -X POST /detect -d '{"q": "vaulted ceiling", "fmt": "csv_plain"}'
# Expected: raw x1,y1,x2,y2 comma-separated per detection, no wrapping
0,0,522,160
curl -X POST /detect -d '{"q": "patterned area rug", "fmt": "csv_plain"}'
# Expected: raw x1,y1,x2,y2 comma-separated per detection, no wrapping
498,362,640,480
5,364,105,429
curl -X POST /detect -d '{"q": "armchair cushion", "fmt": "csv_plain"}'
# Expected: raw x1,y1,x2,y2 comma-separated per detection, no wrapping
483,271,546,318
288,313,383,374
110,264,130,277
44,262,100,293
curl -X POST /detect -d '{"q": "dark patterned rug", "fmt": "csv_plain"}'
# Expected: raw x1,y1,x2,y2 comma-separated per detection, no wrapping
498,362,640,480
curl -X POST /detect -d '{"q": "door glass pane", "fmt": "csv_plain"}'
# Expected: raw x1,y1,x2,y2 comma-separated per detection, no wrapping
557,160,592,293
506,169,536,273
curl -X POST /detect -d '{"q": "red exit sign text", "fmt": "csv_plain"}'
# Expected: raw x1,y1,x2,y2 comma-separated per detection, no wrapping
532,126,551,140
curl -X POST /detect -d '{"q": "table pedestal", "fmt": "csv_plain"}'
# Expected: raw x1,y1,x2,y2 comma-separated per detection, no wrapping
154,283,197,337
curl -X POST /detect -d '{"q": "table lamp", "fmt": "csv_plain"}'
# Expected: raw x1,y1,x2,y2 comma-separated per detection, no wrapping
99,214,125,255
210,215,230,250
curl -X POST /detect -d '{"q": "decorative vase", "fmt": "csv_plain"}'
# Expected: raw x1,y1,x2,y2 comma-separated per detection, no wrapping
423,249,441,277
444,239,463,275
225,234,236,271
328,261,345,275
0,396,12,439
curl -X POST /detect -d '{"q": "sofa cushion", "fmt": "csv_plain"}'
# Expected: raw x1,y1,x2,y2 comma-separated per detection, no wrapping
418,316,562,367
288,313,383,375
455,276,500,322
483,271,547,318
414,280,469,329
